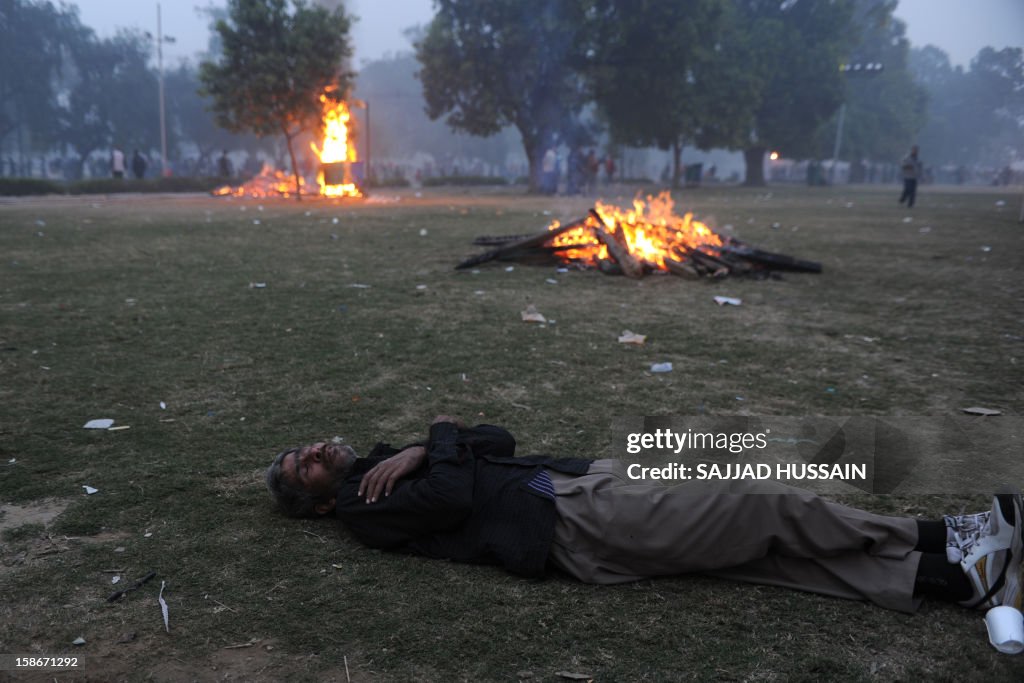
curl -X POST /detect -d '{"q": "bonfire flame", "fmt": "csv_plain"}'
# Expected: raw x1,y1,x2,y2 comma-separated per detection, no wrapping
310,90,362,198
213,87,362,199
211,164,303,198
548,192,722,269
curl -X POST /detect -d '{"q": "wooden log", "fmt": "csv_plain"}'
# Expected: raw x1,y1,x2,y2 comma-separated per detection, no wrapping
689,249,731,277
472,233,536,246
589,209,643,279
664,257,700,279
455,218,587,270
721,245,822,273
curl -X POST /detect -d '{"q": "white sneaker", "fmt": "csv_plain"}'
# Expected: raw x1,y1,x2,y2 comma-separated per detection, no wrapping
958,492,1023,609
945,510,991,563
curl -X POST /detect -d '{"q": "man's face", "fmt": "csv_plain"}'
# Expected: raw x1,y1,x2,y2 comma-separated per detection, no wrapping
282,442,357,499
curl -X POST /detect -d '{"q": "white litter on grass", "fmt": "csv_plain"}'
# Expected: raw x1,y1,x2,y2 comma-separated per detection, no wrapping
651,362,673,373
8,458,15,464
902,217,913,223
72,637,86,646
144,532,153,538
108,425,131,432
83,485,98,495
419,228,428,236
995,200,1006,207
521,305,547,323
618,330,646,345
505,266,515,272
348,283,371,289
160,401,167,410
546,278,558,285
112,575,121,584
332,217,339,224
416,284,428,290
962,406,1002,416
713,296,742,306
556,267,569,273
249,282,267,289
474,290,485,295
252,219,261,225
84,419,114,429
158,581,170,633
919,227,932,233
981,245,992,252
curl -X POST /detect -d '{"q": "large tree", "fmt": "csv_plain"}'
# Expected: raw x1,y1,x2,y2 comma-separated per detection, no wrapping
910,45,1024,167
59,30,160,176
728,0,857,185
0,0,82,167
587,0,733,188
416,0,595,193
198,0,354,198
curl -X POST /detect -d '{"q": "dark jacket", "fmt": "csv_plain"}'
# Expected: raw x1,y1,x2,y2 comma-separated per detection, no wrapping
334,423,592,577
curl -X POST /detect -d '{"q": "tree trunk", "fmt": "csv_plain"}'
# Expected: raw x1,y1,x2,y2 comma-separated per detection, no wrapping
283,128,302,201
671,139,683,189
743,146,766,186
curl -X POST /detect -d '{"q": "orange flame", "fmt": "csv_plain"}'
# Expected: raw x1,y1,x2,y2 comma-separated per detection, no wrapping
548,192,722,269
310,90,362,198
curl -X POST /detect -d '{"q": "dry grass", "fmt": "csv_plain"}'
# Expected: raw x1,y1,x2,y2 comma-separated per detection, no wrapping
1,183,1022,681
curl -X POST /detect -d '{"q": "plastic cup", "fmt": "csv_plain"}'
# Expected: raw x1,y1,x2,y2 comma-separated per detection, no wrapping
984,606,1024,655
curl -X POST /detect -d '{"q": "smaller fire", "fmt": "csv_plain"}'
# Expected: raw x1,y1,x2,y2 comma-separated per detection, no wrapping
211,87,362,199
211,164,304,198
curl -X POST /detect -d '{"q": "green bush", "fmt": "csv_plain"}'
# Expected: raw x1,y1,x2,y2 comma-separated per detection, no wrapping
367,175,411,188
67,176,226,195
421,175,508,187
0,177,65,196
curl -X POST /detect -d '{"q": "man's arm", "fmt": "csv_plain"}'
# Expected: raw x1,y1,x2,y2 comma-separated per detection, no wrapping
336,417,475,548
358,418,515,503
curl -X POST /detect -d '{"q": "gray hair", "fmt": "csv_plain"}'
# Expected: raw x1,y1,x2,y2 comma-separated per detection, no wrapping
265,447,327,518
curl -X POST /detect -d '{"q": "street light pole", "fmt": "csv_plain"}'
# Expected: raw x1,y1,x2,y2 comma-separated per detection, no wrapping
157,3,168,177
831,62,884,183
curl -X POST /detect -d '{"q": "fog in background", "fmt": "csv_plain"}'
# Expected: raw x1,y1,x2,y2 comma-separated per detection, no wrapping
23,1,1024,181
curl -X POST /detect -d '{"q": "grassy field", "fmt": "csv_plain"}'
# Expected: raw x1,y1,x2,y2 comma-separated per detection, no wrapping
1,182,1022,682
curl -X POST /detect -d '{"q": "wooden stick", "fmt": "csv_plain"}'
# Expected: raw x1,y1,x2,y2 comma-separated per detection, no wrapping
589,209,643,279
664,257,700,279
455,218,588,270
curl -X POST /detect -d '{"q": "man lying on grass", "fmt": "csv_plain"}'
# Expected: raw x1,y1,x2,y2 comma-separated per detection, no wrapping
266,416,1022,614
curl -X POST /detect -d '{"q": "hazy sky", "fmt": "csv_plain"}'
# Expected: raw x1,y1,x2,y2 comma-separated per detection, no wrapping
68,0,1023,69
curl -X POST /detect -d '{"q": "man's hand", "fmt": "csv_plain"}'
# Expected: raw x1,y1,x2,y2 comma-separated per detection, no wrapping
358,446,427,503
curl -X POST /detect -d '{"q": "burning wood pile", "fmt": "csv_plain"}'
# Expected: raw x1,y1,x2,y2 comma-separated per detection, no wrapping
212,88,363,199
457,192,821,278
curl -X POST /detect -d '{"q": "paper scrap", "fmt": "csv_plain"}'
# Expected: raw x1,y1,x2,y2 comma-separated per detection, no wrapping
108,425,131,431
249,282,267,289
112,575,121,584
83,485,98,495
72,637,86,646
962,406,1002,416
348,284,371,289
521,305,547,323
84,419,114,429
713,296,742,306
160,401,167,410
651,362,673,373
618,330,647,345
159,581,170,633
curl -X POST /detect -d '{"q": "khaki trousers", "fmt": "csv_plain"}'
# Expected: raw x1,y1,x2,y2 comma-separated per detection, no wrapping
547,460,922,613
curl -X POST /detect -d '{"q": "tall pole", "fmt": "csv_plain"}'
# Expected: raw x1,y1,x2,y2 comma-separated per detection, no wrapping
830,102,845,184
364,100,370,184
157,3,168,177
